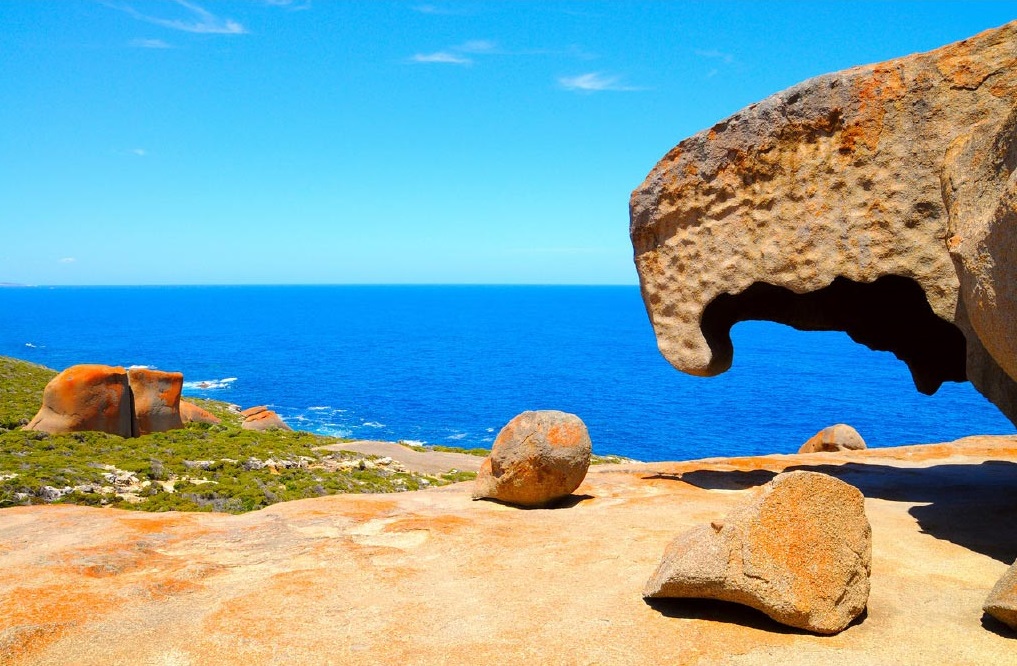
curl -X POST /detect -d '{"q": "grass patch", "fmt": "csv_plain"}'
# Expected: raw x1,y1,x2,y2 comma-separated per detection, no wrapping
403,442,490,457
0,356,57,429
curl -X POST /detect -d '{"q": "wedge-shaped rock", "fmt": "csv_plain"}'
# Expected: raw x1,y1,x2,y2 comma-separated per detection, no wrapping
799,424,866,453
128,368,184,435
644,470,871,634
242,409,292,431
24,364,133,437
984,558,1017,630
180,399,221,425
473,410,591,507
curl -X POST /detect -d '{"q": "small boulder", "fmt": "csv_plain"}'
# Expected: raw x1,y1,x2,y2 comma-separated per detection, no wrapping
241,405,269,418
24,364,133,437
180,400,221,425
473,410,592,508
242,409,292,431
984,559,1017,630
128,368,184,436
799,424,867,454
644,470,871,634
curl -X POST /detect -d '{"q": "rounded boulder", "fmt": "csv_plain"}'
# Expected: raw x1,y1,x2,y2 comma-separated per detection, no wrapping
128,368,184,436
799,424,867,453
24,364,133,437
473,410,592,508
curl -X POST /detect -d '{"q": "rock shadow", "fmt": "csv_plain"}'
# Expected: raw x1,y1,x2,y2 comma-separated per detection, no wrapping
663,459,1017,563
981,612,1016,638
643,597,845,635
472,494,595,510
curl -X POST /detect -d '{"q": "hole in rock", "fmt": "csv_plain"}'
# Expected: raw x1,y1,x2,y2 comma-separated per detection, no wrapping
700,275,967,395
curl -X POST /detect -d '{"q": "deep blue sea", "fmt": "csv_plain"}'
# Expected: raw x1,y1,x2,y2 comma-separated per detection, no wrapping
0,286,1012,461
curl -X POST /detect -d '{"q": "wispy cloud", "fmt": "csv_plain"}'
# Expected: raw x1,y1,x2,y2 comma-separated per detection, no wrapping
107,0,246,35
412,4,465,15
411,51,472,65
457,39,496,54
58,257,76,264
263,0,311,9
694,48,735,64
130,148,147,157
558,72,644,93
129,38,172,49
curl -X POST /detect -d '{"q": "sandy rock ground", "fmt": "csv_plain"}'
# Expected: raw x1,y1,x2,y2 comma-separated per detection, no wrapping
319,440,483,474
2,435,1016,665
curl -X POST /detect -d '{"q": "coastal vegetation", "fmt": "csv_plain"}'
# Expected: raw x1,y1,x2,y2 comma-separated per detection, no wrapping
0,356,475,513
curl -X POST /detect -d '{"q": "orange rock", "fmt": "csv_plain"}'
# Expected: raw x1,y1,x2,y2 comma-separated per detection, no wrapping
984,559,1017,630
799,424,866,453
473,410,591,507
128,368,183,436
241,409,291,431
180,400,221,425
644,470,872,634
240,405,269,418
24,364,133,437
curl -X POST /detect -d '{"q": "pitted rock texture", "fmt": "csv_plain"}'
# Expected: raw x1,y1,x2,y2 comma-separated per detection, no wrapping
180,400,221,425
643,470,871,634
799,424,867,453
24,364,133,437
473,410,592,507
984,558,1017,630
630,21,1017,423
128,368,183,436
241,409,292,431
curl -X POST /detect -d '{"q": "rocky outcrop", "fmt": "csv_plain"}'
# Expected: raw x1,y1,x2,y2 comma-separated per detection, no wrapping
128,368,183,436
180,400,221,425
799,424,866,453
473,410,592,507
984,559,1017,630
241,407,291,431
23,365,133,437
643,470,871,634
629,22,1017,423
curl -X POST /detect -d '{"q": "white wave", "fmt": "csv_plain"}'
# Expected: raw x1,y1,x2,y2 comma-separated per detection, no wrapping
446,433,467,441
24,342,43,348
127,364,154,370
362,421,385,428
307,406,331,411
486,427,494,433
400,439,426,447
318,426,353,438
183,377,238,390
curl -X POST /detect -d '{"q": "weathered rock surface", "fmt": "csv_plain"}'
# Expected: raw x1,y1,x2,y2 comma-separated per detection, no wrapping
128,368,183,436
241,408,292,431
799,424,867,453
240,405,268,418
644,470,871,634
23,364,133,437
984,558,1017,630
2,436,1015,664
179,400,221,425
629,21,1017,423
473,410,592,507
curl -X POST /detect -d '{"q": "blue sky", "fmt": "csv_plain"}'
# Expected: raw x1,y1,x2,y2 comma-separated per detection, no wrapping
2,1,1014,285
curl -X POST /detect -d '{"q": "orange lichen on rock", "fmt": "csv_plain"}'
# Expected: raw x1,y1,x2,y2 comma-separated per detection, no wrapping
128,368,183,436
179,399,221,425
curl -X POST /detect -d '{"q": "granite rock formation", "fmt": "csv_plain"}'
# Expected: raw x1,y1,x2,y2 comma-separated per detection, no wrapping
180,400,221,425
23,364,134,437
629,22,1017,423
643,470,872,634
984,558,1017,630
473,410,592,507
241,407,292,431
799,424,867,453
127,368,183,436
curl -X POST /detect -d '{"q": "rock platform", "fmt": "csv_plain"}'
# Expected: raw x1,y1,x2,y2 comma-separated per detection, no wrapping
2,435,1016,664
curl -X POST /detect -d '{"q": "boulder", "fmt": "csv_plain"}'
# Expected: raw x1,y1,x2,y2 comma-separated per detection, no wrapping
24,364,133,437
473,410,592,507
799,424,866,453
128,368,183,436
242,409,292,431
644,470,871,634
985,559,1017,630
241,405,269,418
180,400,221,425
629,21,1017,423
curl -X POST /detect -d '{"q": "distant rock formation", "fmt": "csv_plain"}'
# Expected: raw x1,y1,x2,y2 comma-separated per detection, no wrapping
644,471,872,634
629,21,1017,423
128,368,184,435
241,406,292,431
799,424,867,453
984,559,1017,630
180,400,221,425
24,364,134,437
473,410,592,507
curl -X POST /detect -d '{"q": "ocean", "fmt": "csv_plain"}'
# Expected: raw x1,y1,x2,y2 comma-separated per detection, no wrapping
0,285,1012,461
